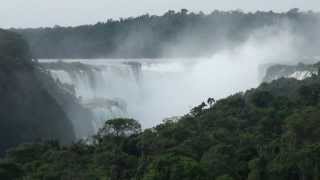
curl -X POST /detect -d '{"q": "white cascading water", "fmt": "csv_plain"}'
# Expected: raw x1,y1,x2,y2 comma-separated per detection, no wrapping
39,28,320,135
40,57,320,137
44,61,141,133
40,58,263,131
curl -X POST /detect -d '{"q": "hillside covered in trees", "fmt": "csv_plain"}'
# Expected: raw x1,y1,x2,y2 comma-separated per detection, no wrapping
1,63,320,179
0,29,76,155
13,9,320,59
0,29,99,156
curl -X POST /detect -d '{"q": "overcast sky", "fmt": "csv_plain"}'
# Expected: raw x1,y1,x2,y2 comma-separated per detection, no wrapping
1,0,319,28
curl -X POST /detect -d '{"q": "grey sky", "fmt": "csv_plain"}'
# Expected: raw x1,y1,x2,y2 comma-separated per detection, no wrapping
1,0,319,28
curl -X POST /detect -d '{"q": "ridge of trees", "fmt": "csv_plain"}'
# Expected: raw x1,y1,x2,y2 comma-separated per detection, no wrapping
13,8,320,59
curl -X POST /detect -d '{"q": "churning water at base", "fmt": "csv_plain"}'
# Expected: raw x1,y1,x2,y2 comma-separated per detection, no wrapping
40,58,263,132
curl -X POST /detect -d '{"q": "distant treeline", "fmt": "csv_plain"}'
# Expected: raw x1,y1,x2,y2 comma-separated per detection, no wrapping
13,9,320,59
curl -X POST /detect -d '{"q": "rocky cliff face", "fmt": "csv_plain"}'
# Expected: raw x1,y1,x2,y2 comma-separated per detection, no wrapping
263,62,320,82
0,30,78,154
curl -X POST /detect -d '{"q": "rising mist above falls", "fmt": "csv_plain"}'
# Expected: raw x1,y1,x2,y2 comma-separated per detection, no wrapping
38,23,320,130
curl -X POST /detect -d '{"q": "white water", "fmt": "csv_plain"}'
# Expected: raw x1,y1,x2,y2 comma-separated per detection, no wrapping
288,71,315,80
40,58,263,129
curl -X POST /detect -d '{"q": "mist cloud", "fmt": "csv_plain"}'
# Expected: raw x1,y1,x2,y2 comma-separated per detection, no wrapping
130,22,318,127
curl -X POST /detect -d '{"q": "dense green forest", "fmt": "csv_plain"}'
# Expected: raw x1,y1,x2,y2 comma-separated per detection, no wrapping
13,9,320,58
1,63,320,179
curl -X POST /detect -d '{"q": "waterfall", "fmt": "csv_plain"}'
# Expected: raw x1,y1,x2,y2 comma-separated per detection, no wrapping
41,57,268,131
42,61,140,133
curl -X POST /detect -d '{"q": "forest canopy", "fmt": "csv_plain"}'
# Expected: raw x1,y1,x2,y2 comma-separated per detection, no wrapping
12,9,320,59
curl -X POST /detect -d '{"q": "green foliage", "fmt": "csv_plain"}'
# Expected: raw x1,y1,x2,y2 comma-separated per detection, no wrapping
216,175,234,180
97,118,142,138
143,154,204,180
0,161,24,179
